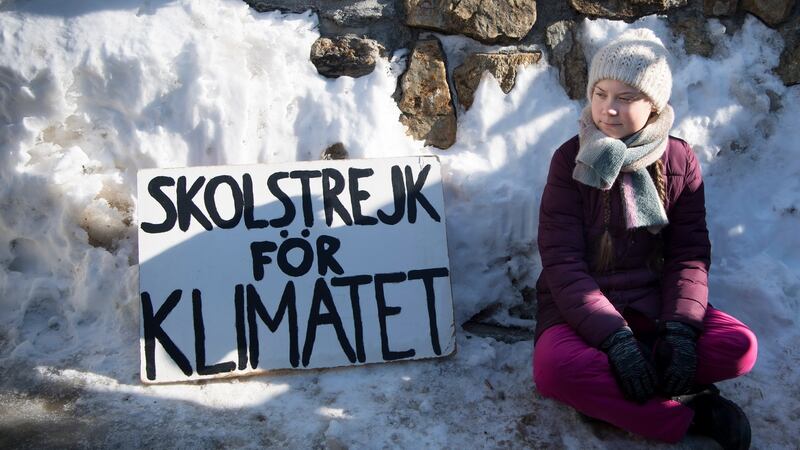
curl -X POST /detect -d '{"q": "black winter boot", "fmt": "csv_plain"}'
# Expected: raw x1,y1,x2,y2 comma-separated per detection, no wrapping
681,385,751,450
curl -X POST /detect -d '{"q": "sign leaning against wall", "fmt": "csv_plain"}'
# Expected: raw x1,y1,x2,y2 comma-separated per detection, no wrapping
137,156,456,383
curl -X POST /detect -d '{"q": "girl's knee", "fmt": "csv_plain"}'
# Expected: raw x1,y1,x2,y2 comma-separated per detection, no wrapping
534,350,574,396
534,344,606,397
715,323,758,376
731,326,758,376
533,325,614,398
698,322,758,379
533,358,556,397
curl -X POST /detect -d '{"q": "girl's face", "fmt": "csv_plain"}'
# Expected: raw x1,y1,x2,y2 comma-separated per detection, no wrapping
590,79,655,139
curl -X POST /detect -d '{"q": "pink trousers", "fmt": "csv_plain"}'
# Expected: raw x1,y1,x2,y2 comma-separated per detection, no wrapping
533,307,757,443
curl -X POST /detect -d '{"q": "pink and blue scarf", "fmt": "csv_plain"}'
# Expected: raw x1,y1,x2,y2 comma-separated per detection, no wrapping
572,104,674,232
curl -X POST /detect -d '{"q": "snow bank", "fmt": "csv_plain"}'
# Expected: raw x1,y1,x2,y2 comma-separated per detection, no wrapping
1,0,798,447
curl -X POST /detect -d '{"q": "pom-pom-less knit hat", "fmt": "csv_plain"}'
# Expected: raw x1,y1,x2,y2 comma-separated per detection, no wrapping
586,28,672,113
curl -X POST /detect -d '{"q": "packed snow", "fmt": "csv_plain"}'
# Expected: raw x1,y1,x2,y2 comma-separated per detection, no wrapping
1,0,798,448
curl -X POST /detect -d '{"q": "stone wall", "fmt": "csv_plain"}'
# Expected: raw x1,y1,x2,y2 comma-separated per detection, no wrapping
244,0,798,150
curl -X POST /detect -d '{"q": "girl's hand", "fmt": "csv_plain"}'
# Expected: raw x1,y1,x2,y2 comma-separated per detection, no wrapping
656,321,699,396
601,327,658,404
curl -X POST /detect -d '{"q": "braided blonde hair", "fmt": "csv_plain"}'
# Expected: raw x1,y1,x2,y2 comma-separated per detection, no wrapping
593,158,666,272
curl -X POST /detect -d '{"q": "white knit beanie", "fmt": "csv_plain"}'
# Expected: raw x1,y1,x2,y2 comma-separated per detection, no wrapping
586,28,673,113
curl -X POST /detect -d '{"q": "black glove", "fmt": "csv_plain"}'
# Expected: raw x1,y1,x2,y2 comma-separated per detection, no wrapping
656,321,699,396
601,327,658,404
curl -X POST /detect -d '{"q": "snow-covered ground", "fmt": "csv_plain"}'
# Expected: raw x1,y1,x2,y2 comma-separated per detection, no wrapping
1,0,798,448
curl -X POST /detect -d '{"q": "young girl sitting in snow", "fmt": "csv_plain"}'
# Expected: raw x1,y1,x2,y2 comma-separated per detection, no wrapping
532,29,757,449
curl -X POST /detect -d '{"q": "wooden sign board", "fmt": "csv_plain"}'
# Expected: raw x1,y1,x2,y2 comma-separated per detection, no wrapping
137,156,455,383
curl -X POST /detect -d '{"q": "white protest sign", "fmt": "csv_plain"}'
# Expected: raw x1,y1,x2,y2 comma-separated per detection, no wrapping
137,156,455,383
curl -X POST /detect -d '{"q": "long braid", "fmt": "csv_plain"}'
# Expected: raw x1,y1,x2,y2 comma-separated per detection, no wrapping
594,189,614,272
595,159,666,274
650,158,667,207
647,158,666,272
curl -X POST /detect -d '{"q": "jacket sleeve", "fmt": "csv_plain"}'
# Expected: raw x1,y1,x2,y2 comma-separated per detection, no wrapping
538,143,626,347
660,141,711,331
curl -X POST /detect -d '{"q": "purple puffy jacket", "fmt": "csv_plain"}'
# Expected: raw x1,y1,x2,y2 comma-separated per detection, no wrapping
535,135,711,347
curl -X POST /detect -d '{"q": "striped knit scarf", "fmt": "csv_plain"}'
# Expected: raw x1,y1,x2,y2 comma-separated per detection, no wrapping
573,104,674,232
